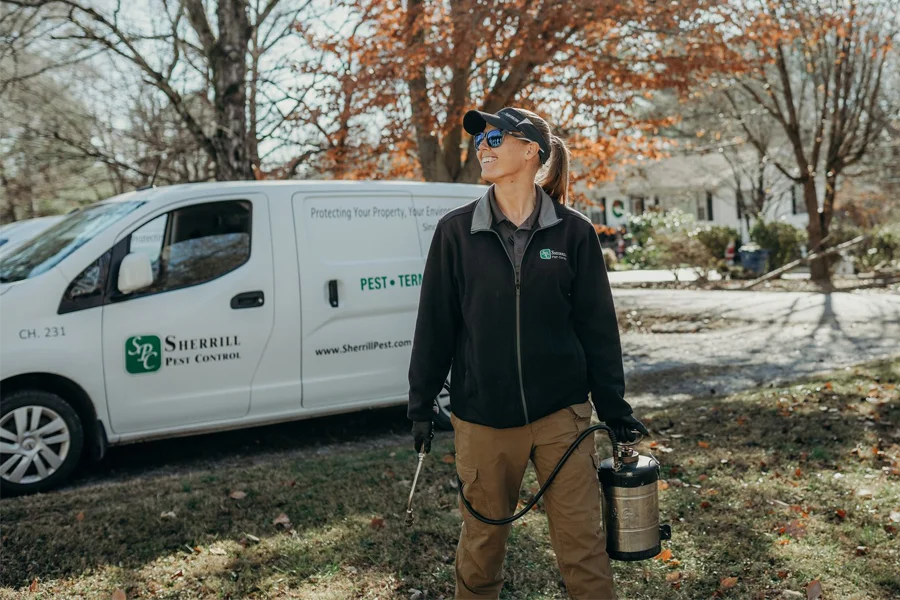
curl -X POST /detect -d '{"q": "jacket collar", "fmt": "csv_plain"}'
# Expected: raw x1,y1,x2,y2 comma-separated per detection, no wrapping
471,184,561,233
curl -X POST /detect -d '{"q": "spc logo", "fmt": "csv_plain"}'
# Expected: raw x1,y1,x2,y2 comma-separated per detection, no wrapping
539,249,567,261
126,335,161,374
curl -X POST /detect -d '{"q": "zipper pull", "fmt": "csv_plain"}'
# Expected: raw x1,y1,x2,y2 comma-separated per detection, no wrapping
515,279,521,296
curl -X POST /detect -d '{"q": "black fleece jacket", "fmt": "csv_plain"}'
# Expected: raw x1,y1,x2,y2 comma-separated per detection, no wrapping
407,186,631,428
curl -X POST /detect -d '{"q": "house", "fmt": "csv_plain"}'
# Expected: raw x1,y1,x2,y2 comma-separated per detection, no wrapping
573,152,810,242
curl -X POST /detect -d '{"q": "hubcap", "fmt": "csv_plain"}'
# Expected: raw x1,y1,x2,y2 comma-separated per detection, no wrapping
0,405,70,485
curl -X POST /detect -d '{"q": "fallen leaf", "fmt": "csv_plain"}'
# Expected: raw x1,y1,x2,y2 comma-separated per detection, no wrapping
209,546,227,556
698,474,708,482
160,511,177,519
246,533,261,543
229,490,247,500
369,516,385,529
824,382,833,391
29,579,39,592
273,513,291,527
667,559,681,567
783,519,807,538
777,570,790,579
658,480,669,491
855,546,868,556
666,571,682,583
171,569,183,580
701,501,712,509
112,589,127,600
856,488,873,498
889,511,900,523
720,576,738,589
835,509,847,520
698,441,710,449
655,548,673,561
807,579,823,600
76,511,85,522
794,468,803,477
441,454,455,464
776,539,791,545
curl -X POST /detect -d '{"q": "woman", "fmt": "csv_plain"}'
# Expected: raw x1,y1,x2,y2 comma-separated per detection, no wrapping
407,107,647,600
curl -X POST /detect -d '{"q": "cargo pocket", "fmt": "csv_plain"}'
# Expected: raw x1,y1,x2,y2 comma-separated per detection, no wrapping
569,401,594,421
456,460,484,511
567,401,596,457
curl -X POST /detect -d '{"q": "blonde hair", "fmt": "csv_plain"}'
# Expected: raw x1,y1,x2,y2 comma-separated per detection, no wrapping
514,109,571,206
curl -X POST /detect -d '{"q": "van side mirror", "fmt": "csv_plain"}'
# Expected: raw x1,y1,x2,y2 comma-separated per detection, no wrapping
118,252,154,294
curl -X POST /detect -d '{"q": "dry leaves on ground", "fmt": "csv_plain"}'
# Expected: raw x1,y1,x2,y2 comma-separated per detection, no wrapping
807,579,823,600
273,513,291,528
720,576,738,589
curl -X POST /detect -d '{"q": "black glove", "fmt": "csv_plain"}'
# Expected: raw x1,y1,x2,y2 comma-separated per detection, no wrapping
605,414,649,444
412,420,434,453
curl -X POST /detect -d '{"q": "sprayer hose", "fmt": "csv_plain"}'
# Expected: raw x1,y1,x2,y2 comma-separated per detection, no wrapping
458,423,616,526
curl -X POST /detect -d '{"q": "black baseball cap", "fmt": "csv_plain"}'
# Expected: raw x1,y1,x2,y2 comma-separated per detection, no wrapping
463,107,551,164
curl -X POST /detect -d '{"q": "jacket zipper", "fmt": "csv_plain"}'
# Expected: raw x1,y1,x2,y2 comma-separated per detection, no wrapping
485,219,561,424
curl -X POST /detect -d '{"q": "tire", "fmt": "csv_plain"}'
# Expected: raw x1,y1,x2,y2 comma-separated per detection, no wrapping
0,390,84,496
433,380,453,431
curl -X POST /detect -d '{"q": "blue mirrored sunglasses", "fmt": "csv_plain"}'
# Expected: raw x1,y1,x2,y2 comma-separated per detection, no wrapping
473,129,527,149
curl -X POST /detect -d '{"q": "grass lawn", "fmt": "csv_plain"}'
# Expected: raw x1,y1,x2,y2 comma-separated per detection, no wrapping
2,360,898,599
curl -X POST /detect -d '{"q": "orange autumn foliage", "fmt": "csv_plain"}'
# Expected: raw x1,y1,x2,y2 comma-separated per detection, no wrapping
294,0,742,184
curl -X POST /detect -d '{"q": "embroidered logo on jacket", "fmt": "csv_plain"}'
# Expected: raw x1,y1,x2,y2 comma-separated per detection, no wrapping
539,249,567,260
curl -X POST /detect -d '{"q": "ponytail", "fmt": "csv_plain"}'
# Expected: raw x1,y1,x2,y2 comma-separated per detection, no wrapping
538,134,571,206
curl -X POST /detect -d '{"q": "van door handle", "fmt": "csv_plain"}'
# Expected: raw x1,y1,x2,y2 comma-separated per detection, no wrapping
328,279,339,307
231,291,265,309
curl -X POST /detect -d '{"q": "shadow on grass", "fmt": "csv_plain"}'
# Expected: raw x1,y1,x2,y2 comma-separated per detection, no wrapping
2,361,898,600
623,359,900,599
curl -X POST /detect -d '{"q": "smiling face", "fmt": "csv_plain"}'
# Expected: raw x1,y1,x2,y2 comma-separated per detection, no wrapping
476,124,539,183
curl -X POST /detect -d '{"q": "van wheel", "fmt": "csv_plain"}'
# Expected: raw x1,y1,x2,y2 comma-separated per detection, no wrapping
0,390,84,496
433,381,452,431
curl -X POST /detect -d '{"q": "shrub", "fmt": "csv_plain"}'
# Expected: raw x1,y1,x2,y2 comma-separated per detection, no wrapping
692,225,741,261
602,247,618,270
625,208,695,246
851,224,900,273
749,220,807,270
655,230,720,281
622,243,661,269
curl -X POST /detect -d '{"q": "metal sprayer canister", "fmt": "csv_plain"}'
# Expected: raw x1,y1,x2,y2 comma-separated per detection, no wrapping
598,448,671,561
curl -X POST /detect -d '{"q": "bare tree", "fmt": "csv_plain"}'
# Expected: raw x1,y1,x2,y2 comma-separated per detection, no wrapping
719,0,898,281
4,0,316,181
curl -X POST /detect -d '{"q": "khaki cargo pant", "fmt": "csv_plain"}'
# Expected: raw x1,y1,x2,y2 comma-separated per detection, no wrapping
451,400,616,599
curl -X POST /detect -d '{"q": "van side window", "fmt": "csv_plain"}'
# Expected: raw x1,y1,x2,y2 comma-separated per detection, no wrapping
57,250,112,314
128,200,252,296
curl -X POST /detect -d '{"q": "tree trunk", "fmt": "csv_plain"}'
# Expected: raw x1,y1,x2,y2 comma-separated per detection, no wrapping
406,0,450,182
248,39,261,174
212,0,254,181
802,178,829,282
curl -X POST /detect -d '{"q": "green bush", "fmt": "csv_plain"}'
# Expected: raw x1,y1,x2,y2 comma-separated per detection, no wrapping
851,224,900,272
622,243,661,269
749,220,807,270
692,225,740,261
655,230,720,281
625,208,694,246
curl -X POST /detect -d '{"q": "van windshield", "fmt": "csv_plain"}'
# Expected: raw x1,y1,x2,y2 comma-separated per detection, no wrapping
0,201,145,283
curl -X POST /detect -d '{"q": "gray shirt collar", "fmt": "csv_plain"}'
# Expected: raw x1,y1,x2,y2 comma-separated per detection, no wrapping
471,184,561,233
489,186,540,231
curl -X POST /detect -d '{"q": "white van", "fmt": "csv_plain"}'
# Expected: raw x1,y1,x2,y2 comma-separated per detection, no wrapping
0,181,483,495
